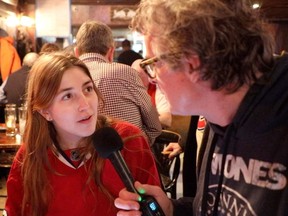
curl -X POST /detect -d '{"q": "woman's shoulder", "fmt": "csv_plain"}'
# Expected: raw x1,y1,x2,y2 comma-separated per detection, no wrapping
14,145,25,161
112,121,143,137
111,121,149,150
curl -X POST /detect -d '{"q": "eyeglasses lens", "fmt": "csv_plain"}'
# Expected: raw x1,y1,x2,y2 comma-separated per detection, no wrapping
140,57,158,79
145,65,155,78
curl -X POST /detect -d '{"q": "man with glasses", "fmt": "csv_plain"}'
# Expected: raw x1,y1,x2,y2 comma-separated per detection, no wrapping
114,0,288,215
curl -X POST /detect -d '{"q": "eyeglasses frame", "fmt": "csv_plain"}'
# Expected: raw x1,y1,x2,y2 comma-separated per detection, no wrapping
140,57,159,79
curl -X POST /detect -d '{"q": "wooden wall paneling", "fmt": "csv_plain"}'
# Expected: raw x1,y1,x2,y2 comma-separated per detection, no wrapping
261,0,288,20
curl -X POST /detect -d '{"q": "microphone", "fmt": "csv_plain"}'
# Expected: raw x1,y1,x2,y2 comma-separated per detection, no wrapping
93,127,165,216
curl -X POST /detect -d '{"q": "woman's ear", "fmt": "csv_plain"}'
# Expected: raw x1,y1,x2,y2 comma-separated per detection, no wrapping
38,109,53,121
185,54,201,83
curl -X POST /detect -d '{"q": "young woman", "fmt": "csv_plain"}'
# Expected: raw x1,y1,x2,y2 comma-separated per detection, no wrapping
4,53,161,216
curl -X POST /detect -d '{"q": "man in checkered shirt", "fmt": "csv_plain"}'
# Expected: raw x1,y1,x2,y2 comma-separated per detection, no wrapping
75,20,162,145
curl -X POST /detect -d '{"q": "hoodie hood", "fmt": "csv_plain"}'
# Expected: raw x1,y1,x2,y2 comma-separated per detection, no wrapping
232,54,288,139
0,36,14,45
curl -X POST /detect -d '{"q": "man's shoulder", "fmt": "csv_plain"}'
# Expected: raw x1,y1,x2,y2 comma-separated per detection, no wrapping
113,121,142,137
117,50,143,65
5,66,29,85
125,50,142,59
91,61,138,76
10,65,29,76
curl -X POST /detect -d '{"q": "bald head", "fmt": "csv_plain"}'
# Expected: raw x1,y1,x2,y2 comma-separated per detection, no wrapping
0,28,8,37
23,52,39,68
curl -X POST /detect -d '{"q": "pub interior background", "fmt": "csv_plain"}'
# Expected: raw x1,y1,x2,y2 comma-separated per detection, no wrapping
0,0,286,128
0,0,288,213
0,0,287,56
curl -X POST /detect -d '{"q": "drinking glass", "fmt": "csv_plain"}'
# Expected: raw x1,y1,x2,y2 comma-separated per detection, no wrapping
18,106,27,135
5,104,17,137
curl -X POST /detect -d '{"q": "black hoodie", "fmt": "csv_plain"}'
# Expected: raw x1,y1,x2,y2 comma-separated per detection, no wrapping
173,55,288,216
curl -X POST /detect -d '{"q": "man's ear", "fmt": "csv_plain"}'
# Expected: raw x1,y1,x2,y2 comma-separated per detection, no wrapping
74,47,80,57
38,109,53,121
185,54,201,83
106,47,115,62
188,54,201,72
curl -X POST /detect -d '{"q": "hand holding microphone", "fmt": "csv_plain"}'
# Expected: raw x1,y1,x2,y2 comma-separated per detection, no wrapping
93,127,165,216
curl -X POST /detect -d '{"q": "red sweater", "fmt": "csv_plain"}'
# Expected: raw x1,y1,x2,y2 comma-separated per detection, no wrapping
5,122,161,216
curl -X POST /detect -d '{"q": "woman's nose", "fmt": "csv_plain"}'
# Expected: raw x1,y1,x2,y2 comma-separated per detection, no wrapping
78,95,89,112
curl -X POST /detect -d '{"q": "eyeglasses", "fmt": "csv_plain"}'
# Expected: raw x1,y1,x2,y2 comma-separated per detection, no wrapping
140,52,184,79
140,57,159,79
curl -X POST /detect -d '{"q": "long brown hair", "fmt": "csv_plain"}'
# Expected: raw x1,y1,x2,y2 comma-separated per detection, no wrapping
21,53,110,216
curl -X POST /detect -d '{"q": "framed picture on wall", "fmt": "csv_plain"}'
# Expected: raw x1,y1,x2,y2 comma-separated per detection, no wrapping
110,6,137,24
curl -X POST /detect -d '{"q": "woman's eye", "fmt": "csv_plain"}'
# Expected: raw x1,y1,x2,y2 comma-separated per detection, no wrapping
85,86,93,93
63,93,72,100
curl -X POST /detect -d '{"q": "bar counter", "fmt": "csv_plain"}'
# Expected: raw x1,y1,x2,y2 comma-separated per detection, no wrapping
0,124,21,150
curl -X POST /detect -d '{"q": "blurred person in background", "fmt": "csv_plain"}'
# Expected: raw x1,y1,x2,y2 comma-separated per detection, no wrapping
132,59,182,159
63,43,76,56
75,20,162,146
39,42,60,55
0,52,39,107
117,39,143,66
0,28,21,84
131,59,172,129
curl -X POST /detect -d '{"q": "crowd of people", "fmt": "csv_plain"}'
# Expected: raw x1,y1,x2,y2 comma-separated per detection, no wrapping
1,0,288,215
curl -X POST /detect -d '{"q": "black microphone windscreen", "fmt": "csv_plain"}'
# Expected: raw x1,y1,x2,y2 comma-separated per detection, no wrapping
93,127,124,158
93,126,166,215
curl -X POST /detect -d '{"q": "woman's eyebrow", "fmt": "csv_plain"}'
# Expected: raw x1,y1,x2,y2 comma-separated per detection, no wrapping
57,79,93,94
58,87,73,94
83,80,93,86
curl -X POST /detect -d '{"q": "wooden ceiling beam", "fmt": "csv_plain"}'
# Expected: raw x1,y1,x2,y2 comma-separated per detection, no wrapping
71,0,140,5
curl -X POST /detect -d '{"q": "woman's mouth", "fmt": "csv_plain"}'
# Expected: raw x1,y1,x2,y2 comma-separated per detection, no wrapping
79,115,92,123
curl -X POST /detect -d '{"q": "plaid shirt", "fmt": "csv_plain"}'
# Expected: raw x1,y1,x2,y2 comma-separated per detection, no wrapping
80,53,162,145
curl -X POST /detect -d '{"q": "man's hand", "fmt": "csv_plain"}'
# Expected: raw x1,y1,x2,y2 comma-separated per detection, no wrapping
115,181,173,216
162,142,183,159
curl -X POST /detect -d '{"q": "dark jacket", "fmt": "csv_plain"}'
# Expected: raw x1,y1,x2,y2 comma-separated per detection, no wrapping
117,50,143,66
3,65,29,107
173,55,288,216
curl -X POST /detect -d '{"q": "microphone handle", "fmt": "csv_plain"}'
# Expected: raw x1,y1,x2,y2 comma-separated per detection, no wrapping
109,151,165,216
109,152,138,194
